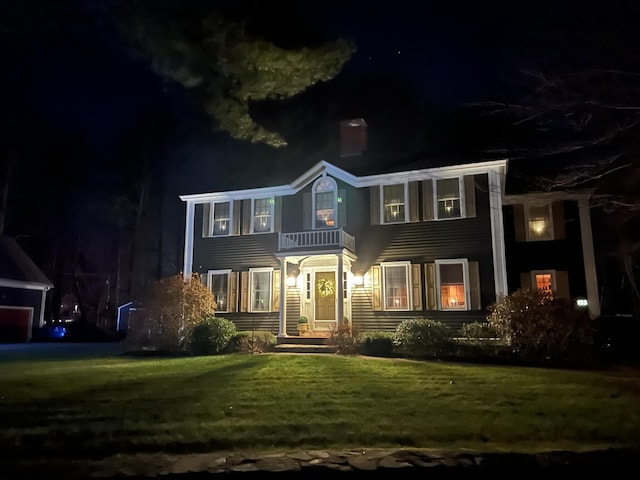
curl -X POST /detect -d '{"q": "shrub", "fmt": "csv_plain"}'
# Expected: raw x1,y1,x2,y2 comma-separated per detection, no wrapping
357,331,395,357
487,289,593,363
187,315,237,355
129,273,215,351
460,321,498,340
231,330,277,353
393,318,453,358
328,321,359,355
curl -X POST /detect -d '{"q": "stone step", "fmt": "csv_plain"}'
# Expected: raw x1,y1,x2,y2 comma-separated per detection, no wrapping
277,336,329,345
273,344,337,354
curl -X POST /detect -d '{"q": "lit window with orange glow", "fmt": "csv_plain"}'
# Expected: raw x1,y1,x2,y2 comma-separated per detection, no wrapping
314,177,336,229
438,263,466,309
535,273,553,292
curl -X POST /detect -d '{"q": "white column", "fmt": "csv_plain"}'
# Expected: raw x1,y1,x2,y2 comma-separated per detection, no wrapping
488,168,509,299
337,254,344,326
578,197,600,318
183,201,195,281
278,258,287,337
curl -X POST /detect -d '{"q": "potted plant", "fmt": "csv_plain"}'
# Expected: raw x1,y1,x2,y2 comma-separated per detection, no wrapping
297,316,309,335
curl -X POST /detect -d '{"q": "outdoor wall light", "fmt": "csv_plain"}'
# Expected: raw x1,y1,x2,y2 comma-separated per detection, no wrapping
353,274,364,287
286,275,297,288
576,298,588,307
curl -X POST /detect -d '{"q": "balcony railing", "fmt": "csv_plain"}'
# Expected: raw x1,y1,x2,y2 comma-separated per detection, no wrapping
279,228,355,252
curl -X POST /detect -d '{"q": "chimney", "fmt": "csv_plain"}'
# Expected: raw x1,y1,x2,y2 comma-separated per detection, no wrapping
340,118,367,157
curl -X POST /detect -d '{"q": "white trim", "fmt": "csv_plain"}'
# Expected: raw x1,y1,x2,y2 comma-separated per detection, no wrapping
0,279,51,291
488,168,508,299
380,183,409,224
179,159,508,204
433,176,465,220
524,201,554,242
380,261,412,311
183,201,195,281
207,269,232,313
503,190,592,205
578,197,600,318
250,197,275,234
248,267,274,313
435,259,469,311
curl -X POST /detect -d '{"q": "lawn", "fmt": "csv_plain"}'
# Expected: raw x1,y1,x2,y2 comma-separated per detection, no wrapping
1,344,639,460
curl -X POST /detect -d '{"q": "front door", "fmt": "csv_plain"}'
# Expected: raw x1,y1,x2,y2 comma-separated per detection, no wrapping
314,271,336,331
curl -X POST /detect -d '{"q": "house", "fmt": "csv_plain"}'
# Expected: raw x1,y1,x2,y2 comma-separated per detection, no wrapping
178,119,600,337
0,236,53,342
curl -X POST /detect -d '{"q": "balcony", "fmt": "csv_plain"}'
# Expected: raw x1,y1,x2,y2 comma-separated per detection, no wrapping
278,229,355,252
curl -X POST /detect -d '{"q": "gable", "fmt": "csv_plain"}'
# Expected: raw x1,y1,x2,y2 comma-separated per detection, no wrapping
0,236,53,290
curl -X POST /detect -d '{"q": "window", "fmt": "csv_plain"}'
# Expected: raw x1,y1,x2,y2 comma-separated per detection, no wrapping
253,198,273,233
249,268,272,312
313,177,337,229
213,201,230,236
526,203,553,240
383,184,406,223
532,270,555,294
381,262,410,310
436,259,468,310
208,270,230,312
436,178,462,219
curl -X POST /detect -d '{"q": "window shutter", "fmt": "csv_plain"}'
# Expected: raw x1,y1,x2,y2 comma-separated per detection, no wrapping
231,200,241,236
272,269,281,312
200,272,208,288
370,265,381,310
422,180,434,221
242,199,251,235
303,192,312,230
555,270,570,301
464,175,476,218
411,263,423,310
274,196,282,232
520,272,532,290
370,186,380,225
552,201,566,240
513,204,526,242
408,181,420,222
202,203,211,237
468,261,481,310
229,272,238,312
424,263,437,310
338,189,346,228
240,271,249,312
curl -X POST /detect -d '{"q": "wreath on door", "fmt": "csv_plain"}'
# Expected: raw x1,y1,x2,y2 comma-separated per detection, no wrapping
317,278,335,297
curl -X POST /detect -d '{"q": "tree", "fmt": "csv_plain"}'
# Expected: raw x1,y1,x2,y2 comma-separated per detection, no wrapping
115,0,355,147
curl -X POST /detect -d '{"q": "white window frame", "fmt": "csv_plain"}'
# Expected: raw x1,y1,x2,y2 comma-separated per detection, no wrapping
312,176,338,230
207,269,231,313
251,197,274,234
435,258,469,311
248,267,273,313
531,269,556,294
525,202,554,241
208,201,232,237
381,261,412,311
433,177,465,220
380,183,408,224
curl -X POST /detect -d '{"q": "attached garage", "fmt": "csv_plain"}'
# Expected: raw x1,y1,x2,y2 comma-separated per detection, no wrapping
0,236,53,343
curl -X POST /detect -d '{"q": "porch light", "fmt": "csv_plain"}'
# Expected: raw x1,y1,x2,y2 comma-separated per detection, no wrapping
576,298,588,307
353,274,364,287
286,275,297,288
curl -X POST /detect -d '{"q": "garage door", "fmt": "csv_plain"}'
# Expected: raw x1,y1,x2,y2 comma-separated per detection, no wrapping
0,306,34,342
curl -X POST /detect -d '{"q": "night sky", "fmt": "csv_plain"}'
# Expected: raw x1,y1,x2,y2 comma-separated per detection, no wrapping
2,0,639,312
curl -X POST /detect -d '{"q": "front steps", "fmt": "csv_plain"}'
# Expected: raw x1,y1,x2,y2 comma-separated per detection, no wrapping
274,335,336,354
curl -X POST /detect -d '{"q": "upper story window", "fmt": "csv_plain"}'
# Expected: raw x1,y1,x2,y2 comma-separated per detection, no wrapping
381,262,411,310
436,178,463,219
252,198,273,233
526,203,554,241
383,184,406,223
313,177,337,229
212,201,230,236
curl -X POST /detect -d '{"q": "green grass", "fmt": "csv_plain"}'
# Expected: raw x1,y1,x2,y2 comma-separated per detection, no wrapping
1,345,639,459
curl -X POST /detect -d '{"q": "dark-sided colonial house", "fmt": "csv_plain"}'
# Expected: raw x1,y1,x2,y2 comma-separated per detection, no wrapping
179,119,600,338
0,236,53,342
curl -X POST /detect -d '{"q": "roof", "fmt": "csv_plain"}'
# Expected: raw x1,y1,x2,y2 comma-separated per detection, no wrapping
0,236,53,290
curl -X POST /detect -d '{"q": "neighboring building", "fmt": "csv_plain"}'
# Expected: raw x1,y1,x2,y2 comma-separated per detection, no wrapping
0,236,53,342
179,120,600,337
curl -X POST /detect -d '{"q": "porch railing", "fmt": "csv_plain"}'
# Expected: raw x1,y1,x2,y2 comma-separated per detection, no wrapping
278,228,355,252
